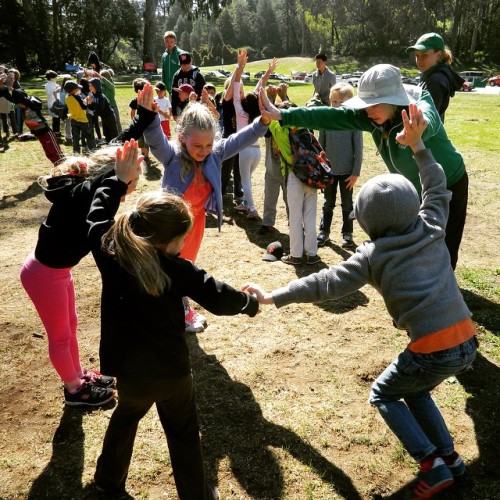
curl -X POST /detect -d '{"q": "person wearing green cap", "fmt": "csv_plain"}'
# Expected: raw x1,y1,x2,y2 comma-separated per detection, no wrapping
406,33,464,122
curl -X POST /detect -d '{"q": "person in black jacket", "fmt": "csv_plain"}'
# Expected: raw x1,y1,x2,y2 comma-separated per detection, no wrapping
406,33,464,122
20,145,140,407
87,140,258,499
87,77,118,143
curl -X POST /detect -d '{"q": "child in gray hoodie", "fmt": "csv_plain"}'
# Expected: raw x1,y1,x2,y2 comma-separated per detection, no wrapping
244,104,477,499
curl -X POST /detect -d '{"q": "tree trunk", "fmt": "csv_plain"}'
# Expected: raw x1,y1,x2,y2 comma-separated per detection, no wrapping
143,0,159,67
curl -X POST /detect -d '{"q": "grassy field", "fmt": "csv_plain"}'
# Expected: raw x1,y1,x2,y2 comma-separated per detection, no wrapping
0,73,499,499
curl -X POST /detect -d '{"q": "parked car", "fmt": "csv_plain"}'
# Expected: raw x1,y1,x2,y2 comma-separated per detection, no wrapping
487,75,500,86
401,76,419,86
269,73,289,81
291,71,307,81
460,81,473,92
340,74,359,87
254,71,266,79
217,69,231,77
304,73,314,83
204,70,227,79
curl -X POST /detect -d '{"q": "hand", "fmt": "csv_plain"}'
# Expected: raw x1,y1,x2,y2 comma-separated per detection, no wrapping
237,49,248,68
241,283,274,305
137,83,158,112
115,139,143,190
268,57,278,73
345,175,358,190
277,82,289,100
259,87,282,122
396,103,427,152
189,91,197,101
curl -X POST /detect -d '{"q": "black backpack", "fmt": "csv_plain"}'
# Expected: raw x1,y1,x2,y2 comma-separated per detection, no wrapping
50,98,68,119
286,127,334,189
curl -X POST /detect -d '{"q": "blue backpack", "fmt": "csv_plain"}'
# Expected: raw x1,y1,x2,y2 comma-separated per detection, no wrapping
286,127,334,189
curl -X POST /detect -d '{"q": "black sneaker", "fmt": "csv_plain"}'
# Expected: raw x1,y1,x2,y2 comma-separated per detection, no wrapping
341,233,355,249
83,369,116,389
64,382,115,407
317,231,330,247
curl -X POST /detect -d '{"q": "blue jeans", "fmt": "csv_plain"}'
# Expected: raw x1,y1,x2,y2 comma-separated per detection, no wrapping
369,337,477,462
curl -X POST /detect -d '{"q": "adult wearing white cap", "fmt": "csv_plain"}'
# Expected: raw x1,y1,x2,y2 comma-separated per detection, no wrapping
406,33,464,122
261,64,468,269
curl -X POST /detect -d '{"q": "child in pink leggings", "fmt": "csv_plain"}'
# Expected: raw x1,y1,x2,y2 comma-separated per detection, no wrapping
20,142,141,406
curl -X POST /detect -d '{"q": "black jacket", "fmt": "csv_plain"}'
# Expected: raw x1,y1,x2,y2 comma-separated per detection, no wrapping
87,176,259,379
34,170,114,268
420,63,464,122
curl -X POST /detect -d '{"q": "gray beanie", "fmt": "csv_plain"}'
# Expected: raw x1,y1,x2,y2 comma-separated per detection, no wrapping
353,173,420,239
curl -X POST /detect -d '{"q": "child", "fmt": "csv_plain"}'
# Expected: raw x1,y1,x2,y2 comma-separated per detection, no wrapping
11,89,65,164
244,104,478,499
44,69,61,137
260,89,320,265
172,83,197,119
99,69,122,133
20,142,141,407
129,78,151,165
171,52,206,121
64,80,96,154
317,83,363,249
86,144,258,498
154,81,172,139
227,51,277,220
59,75,72,144
87,77,118,143
135,83,270,333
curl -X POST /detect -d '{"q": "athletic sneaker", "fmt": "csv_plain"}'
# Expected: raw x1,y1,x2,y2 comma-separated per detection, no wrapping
234,202,249,213
341,233,355,249
185,307,205,334
411,457,454,499
281,255,302,266
317,231,330,247
305,254,321,265
64,382,115,407
441,451,465,477
83,369,115,389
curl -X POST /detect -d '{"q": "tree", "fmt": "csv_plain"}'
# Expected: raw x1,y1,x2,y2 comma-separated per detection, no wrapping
143,0,159,65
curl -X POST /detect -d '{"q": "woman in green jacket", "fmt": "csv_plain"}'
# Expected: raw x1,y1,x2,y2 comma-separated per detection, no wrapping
261,64,468,269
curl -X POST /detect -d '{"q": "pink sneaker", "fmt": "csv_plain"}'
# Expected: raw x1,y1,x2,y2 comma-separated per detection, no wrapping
185,307,205,333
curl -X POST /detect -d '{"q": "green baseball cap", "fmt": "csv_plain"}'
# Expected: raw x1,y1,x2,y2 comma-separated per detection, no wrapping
406,33,445,52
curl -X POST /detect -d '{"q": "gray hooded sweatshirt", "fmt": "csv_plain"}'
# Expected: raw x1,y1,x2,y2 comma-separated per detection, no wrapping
272,149,471,342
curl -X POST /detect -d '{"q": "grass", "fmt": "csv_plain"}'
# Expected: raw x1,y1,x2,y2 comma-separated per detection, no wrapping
0,68,499,499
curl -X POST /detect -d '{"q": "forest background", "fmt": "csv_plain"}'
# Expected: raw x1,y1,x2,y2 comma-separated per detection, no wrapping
1,0,500,76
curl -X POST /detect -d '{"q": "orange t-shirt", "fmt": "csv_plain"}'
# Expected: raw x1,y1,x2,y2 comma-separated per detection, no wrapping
179,167,212,263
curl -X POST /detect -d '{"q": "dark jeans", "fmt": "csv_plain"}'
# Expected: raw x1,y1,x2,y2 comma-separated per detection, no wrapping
0,111,17,136
95,375,214,499
100,111,118,143
319,174,353,235
71,120,95,153
446,171,468,270
221,154,243,198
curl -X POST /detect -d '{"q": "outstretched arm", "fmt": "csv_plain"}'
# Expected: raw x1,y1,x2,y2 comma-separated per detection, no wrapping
395,103,427,152
224,50,248,102
255,57,278,92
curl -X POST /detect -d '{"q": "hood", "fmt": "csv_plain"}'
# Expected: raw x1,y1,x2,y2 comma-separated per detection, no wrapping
353,173,420,239
423,63,465,95
89,77,102,93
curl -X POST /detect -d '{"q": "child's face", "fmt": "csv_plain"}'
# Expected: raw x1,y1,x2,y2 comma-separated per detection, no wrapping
89,83,96,94
206,88,215,98
180,129,214,163
70,89,79,95
156,89,166,98
330,91,345,108
179,90,189,102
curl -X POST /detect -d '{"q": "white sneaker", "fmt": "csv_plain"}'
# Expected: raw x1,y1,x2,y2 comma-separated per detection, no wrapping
185,307,205,333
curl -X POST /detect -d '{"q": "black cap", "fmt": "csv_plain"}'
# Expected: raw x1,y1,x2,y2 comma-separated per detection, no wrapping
262,241,283,262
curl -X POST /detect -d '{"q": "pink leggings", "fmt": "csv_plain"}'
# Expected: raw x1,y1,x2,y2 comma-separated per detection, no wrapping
20,254,83,384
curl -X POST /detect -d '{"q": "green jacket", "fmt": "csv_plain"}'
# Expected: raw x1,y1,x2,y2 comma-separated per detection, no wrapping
161,46,183,93
280,89,465,194
268,121,293,176
100,77,117,108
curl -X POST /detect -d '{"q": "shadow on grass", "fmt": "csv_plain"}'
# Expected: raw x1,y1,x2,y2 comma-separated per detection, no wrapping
188,334,362,499
27,401,116,500
461,288,500,336
0,181,42,210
